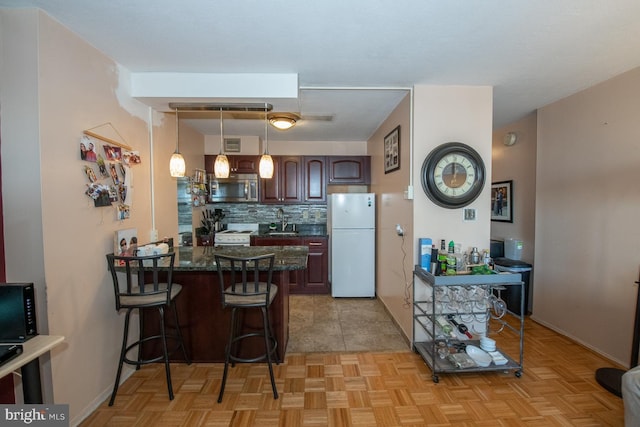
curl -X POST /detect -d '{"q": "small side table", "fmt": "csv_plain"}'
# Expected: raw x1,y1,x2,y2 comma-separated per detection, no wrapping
0,335,65,403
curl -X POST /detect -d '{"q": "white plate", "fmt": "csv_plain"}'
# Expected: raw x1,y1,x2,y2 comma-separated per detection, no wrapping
465,345,492,367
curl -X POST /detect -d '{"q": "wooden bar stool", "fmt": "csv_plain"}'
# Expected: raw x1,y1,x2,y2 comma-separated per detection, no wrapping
214,253,279,402
106,251,190,406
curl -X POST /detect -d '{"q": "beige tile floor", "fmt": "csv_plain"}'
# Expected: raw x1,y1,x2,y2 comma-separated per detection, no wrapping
287,294,410,353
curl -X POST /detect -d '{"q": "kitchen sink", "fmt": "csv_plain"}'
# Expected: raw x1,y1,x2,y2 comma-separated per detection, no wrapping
268,231,299,236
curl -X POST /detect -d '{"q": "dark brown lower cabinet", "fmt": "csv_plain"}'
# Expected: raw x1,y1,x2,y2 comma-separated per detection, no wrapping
252,236,329,294
303,237,329,294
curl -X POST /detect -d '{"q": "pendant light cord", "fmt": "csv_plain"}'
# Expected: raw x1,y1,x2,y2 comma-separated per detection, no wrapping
219,108,224,153
264,102,269,154
175,108,180,152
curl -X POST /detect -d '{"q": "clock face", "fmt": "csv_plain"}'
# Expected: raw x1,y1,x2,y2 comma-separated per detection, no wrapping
421,142,485,209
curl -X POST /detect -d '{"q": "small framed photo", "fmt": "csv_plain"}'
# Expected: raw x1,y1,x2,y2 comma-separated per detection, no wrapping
384,125,400,174
491,180,513,222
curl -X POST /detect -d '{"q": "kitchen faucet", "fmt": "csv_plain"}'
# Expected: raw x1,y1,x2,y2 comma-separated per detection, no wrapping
276,208,288,231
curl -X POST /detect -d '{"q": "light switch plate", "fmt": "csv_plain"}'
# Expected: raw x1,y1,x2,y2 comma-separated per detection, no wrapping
463,208,477,222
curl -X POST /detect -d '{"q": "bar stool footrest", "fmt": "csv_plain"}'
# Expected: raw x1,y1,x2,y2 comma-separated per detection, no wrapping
228,332,278,364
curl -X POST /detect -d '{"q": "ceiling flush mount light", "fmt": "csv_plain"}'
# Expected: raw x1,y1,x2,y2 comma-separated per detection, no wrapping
503,132,518,146
169,108,186,177
260,103,274,179
268,113,298,131
214,108,230,178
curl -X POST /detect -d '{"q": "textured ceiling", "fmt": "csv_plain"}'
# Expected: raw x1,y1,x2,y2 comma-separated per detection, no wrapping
1,0,639,141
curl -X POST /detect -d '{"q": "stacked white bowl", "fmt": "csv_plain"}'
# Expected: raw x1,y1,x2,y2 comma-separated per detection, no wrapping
479,336,496,352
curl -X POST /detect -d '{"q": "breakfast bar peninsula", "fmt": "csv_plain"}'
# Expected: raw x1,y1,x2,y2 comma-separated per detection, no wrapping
139,245,308,363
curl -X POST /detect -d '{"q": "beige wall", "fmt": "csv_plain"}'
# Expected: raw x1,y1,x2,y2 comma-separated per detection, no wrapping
369,93,413,340
204,134,368,156
1,10,178,423
492,112,537,263
371,85,494,341
534,67,640,366
413,85,494,258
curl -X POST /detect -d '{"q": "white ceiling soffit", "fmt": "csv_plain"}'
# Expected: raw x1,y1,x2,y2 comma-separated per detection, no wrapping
131,72,408,141
130,73,299,111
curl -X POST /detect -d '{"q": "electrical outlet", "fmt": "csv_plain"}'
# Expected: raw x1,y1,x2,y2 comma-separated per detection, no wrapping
303,209,309,219
396,224,404,236
315,211,321,220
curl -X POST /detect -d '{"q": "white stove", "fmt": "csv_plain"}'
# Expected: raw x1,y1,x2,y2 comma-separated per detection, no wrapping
214,223,259,247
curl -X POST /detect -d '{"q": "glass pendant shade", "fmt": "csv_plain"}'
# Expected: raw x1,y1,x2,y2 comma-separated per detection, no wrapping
214,154,230,178
169,151,186,177
170,108,186,177
214,108,230,178
259,154,274,179
259,103,274,179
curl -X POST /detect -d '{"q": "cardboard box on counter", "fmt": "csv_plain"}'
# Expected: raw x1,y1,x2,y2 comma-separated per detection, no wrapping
419,238,432,271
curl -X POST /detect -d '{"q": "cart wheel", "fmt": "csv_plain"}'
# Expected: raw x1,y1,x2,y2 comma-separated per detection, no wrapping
515,370,522,378
432,375,439,383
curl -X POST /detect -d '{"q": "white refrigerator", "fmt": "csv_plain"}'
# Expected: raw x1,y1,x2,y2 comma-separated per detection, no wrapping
328,193,376,297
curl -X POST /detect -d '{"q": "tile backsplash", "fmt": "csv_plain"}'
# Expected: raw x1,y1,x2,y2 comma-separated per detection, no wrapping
201,203,327,226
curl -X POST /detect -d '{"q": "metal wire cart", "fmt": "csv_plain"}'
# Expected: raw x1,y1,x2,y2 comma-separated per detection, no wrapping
412,266,525,383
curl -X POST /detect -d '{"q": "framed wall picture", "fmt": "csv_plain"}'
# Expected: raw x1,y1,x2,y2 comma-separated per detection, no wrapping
491,180,513,222
384,125,400,174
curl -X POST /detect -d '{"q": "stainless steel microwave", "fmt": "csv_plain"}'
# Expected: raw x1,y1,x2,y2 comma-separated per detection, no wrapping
208,173,259,202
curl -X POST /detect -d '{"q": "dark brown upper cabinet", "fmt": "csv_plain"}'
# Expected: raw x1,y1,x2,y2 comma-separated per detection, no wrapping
303,156,327,203
327,156,371,185
260,156,303,203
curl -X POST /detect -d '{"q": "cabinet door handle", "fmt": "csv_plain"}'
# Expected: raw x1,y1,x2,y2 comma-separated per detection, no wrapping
308,242,323,246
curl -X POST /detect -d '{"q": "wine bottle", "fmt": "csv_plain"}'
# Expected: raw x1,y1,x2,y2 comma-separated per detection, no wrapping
435,316,456,338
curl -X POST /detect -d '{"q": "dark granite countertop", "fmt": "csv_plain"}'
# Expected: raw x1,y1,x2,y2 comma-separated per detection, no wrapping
173,245,308,271
255,223,327,237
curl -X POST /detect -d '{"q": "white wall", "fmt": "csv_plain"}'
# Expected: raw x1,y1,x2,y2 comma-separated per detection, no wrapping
534,67,640,366
1,10,178,423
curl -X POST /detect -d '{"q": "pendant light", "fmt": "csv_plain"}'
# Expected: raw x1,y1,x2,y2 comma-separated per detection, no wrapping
259,103,274,179
169,108,186,177
213,108,230,178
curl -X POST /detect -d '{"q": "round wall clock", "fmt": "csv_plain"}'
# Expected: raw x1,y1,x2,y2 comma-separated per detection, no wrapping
420,142,485,209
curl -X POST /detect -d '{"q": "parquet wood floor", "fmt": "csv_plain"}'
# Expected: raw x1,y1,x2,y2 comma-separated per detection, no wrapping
81,318,625,426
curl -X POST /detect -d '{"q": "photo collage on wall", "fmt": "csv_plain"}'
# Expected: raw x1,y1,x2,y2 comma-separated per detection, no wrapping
81,134,141,220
